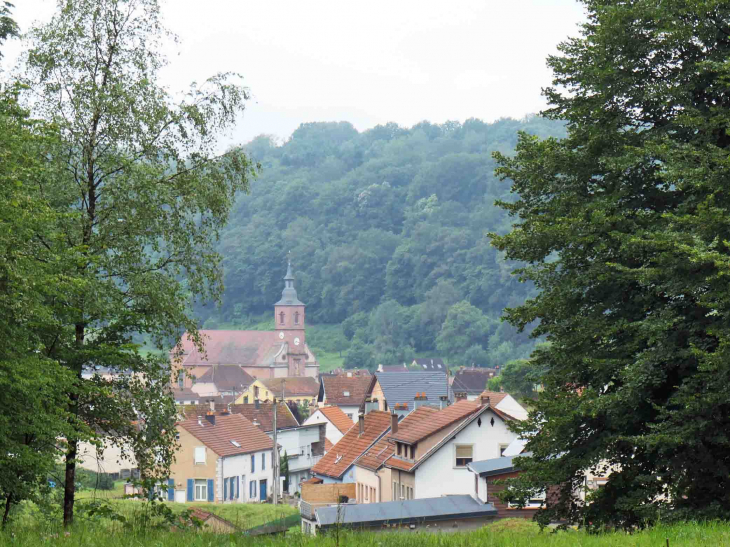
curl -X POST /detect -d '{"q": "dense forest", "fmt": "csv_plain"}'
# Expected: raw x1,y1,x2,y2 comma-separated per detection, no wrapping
195,117,566,369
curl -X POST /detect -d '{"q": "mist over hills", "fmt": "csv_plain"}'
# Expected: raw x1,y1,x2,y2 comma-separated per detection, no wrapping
195,116,567,368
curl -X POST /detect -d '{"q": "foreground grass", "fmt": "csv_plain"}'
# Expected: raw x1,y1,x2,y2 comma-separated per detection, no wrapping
2,519,730,546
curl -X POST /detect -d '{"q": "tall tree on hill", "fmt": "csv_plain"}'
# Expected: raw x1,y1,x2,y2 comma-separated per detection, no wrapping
492,0,730,528
21,0,255,526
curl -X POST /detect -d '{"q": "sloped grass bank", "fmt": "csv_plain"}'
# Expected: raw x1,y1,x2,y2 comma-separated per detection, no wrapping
2,519,729,546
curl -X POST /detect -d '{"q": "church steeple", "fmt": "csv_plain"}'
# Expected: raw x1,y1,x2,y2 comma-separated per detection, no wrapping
276,260,304,306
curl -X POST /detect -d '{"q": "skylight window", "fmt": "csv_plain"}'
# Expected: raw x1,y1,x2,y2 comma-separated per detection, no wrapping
343,391,350,396
230,440,241,447
422,364,427,369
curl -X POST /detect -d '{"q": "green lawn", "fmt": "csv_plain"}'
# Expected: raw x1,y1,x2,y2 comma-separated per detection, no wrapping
3,517,730,546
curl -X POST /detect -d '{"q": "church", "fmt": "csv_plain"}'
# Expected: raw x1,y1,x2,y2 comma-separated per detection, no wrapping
172,263,319,386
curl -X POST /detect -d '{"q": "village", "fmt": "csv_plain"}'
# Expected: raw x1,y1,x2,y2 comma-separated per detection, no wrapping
75,265,607,536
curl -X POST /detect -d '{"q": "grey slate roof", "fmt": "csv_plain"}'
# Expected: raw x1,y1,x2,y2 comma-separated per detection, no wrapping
316,495,497,527
467,453,532,477
451,368,500,395
375,371,452,411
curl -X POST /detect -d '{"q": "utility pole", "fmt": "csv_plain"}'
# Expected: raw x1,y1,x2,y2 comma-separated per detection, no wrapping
272,397,278,506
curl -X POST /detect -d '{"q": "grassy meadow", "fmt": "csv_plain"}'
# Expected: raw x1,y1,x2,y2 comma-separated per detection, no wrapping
2,516,730,547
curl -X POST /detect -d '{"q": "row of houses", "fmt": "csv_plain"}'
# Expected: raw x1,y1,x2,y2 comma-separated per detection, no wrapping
299,392,540,534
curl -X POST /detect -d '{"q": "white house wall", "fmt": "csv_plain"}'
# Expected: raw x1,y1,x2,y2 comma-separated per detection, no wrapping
415,409,519,499
496,395,528,420
303,412,344,446
338,406,360,422
221,450,273,502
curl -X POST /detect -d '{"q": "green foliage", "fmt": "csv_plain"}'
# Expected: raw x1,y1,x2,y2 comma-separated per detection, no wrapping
487,359,543,401
280,452,289,493
7,0,254,527
198,117,567,366
491,0,730,529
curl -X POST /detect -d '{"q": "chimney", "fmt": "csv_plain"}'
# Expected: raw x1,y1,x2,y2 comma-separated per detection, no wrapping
481,395,491,407
414,392,427,409
390,413,398,435
205,413,215,426
358,413,364,434
439,395,448,410
209,399,215,412
255,399,260,410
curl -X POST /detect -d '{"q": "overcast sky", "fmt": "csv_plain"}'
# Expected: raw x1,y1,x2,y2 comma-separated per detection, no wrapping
5,0,586,146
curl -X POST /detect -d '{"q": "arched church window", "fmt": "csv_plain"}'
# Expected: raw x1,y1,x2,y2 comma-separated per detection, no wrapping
279,311,285,324
294,311,300,325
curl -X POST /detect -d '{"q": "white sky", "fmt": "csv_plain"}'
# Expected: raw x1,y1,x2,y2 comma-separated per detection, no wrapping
5,0,586,145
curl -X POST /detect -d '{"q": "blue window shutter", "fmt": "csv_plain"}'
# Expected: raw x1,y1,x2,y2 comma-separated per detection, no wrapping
167,479,174,502
224,478,227,501
251,454,255,473
207,479,214,502
186,479,194,502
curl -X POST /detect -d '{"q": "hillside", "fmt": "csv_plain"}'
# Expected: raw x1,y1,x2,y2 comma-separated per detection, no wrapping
195,117,567,369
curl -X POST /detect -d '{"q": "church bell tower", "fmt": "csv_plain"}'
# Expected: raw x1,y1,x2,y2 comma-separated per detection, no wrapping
274,261,306,375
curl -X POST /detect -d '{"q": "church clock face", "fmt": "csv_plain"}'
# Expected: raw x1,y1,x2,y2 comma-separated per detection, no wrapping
294,337,301,346
278,332,284,340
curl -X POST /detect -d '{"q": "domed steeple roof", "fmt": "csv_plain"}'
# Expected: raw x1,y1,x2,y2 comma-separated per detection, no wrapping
275,261,304,306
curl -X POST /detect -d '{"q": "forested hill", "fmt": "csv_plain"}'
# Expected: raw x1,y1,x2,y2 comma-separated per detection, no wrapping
195,117,566,369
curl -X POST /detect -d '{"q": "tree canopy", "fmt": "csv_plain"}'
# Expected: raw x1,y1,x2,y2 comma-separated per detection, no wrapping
491,0,730,528
199,116,566,367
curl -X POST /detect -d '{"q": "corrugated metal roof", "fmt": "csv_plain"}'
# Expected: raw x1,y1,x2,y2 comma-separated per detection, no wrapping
375,371,452,412
467,453,531,476
316,495,497,526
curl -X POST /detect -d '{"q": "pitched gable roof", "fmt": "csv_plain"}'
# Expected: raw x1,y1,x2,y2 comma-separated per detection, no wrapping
196,365,254,390
314,406,354,435
389,399,481,445
321,375,373,406
356,407,437,471
184,402,299,431
375,371,451,411
261,376,319,397
178,413,273,457
311,410,391,479
175,330,283,367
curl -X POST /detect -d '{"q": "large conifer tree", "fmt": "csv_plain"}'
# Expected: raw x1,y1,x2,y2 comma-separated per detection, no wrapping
492,0,730,527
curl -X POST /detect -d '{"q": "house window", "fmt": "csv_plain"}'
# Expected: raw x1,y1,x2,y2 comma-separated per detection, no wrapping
243,396,248,404
177,375,184,389
347,414,353,420
280,312,285,324
410,446,415,460
194,447,206,465
397,443,401,456
194,479,207,501
250,480,257,499
499,444,509,457
392,481,397,500
455,445,473,467
254,386,259,399
251,454,255,473
262,453,266,471
508,490,546,508
294,311,299,324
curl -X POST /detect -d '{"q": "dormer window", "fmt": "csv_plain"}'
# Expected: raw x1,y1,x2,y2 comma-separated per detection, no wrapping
279,312,285,324
294,311,300,324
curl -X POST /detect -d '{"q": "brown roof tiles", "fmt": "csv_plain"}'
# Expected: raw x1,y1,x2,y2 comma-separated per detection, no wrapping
311,410,392,479
184,402,299,432
178,413,273,457
389,399,482,445
321,375,373,406
196,365,254,390
176,330,283,367
261,376,319,397
315,406,355,435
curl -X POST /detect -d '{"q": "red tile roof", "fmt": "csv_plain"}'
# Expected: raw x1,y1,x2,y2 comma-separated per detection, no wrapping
226,402,299,431
311,411,392,479
178,413,273,457
315,406,355,435
175,330,282,367
196,365,254,390
389,400,481,444
477,391,509,407
357,407,437,471
324,439,333,453
261,376,319,397
321,375,373,406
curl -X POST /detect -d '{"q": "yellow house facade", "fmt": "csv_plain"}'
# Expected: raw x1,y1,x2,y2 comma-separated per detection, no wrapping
234,376,319,407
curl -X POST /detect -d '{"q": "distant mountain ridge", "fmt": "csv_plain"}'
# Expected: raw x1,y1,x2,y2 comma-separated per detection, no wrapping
196,117,567,368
